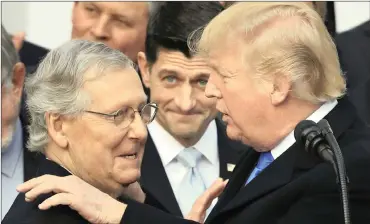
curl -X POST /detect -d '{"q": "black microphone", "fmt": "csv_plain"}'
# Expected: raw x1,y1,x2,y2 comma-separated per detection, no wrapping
294,120,336,166
294,120,351,224
318,119,351,224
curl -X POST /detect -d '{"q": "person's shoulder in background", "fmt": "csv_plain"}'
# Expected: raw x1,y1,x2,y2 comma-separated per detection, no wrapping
335,20,370,125
18,40,49,74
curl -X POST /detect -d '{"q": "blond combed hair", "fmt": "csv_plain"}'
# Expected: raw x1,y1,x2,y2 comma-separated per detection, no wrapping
191,2,346,103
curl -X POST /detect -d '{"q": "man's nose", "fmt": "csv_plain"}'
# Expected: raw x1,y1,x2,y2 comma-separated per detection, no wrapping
205,76,222,99
174,84,196,112
128,112,148,141
90,15,110,41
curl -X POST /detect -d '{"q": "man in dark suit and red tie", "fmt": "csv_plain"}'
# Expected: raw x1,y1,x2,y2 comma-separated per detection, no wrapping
16,2,370,224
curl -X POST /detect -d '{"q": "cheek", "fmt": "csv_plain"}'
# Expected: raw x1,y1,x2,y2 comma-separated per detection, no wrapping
198,94,217,113
72,14,93,35
1,94,16,125
112,29,139,48
150,86,173,108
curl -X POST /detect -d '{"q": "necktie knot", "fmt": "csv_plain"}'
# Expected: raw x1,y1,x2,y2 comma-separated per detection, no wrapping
177,147,202,168
245,151,274,185
256,151,274,170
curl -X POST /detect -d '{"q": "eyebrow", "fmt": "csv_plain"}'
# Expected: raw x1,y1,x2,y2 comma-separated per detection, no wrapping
158,67,210,78
157,68,179,77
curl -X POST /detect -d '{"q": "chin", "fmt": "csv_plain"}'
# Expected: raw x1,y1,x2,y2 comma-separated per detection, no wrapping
1,125,15,150
226,126,243,141
115,168,141,187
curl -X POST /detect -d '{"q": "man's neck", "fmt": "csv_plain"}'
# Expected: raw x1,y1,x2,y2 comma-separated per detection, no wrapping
155,119,212,148
260,99,322,151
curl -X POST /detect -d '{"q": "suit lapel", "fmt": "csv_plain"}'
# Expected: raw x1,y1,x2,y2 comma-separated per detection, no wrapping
207,149,258,221
210,97,357,220
216,118,244,180
140,133,183,216
218,143,308,215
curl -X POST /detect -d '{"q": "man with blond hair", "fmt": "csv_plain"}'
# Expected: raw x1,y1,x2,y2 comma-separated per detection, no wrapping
14,2,370,224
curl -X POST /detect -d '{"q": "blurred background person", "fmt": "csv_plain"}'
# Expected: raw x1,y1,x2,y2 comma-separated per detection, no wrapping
15,2,149,73
1,24,41,220
336,20,370,125
3,39,158,223
137,2,245,218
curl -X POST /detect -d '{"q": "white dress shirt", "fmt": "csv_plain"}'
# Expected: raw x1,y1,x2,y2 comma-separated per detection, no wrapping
270,100,338,160
147,119,220,209
1,118,24,220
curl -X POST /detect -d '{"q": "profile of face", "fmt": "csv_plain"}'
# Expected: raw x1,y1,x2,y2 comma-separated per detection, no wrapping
1,63,25,150
138,49,218,145
51,68,148,197
71,2,148,62
204,47,273,147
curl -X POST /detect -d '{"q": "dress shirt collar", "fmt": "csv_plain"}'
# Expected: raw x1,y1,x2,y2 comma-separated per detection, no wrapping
271,99,338,159
147,119,218,166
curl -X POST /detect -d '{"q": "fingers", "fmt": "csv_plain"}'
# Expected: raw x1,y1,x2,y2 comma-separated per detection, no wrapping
24,178,67,202
186,178,228,223
17,175,74,202
38,193,72,210
17,174,55,193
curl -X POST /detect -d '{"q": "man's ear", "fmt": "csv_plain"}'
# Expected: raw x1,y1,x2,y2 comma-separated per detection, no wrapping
45,112,69,149
12,62,26,100
270,75,291,106
137,52,151,88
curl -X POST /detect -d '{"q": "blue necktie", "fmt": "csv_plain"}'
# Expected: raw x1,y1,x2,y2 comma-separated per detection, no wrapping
246,151,274,185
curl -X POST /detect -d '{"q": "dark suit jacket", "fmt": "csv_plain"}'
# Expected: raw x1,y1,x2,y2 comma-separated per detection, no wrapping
140,118,246,217
3,159,88,224
121,97,370,224
18,40,49,74
336,20,370,125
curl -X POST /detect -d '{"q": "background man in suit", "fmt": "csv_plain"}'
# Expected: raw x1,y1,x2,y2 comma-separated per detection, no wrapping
1,24,41,219
16,2,149,72
137,2,244,218
16,2,370,224
3,40,158,223
336,20,370,125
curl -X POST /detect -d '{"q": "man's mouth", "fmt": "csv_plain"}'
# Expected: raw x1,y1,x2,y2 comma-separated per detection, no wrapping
120,153,138,160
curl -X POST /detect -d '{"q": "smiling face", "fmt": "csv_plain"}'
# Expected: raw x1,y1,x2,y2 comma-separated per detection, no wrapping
60,68,148,197
71,2,148,62
139,49,218,146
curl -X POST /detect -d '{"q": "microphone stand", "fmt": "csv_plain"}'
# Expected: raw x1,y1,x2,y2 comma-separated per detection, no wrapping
319,119,351,224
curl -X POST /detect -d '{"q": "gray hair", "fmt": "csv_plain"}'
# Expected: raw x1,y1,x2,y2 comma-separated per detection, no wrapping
1,24,20,86
25,39,135,153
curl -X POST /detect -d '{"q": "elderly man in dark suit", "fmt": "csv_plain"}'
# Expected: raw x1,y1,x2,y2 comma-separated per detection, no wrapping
2,39,158,223
336,20,370,125
1,24,42,219
14,2,370,224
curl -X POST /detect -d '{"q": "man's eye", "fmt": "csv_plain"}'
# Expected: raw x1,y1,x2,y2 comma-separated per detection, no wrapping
198,79,208,87
164,76,177,83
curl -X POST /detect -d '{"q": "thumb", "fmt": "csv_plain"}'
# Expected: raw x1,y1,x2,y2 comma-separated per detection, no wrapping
12,32,26,51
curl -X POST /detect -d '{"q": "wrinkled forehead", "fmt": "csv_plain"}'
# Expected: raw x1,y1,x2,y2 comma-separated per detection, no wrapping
87,2,149,17
156,49,213,76
83,67,147,107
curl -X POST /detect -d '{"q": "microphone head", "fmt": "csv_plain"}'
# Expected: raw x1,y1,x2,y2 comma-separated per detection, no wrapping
294,120,318,143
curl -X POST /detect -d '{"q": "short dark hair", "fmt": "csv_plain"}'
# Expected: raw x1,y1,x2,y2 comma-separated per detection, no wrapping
145,2,223,65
